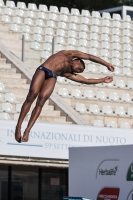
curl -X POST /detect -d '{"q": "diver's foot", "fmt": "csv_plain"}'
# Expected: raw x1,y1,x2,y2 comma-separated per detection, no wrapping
22,128,30,142
15,126,21,143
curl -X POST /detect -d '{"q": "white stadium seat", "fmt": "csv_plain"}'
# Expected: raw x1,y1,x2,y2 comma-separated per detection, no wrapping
26,10,35,18
122,68,132,76
109,92,120,102
102,41,110,49
49,13,58,21
121,93,132,102
90,32,99,40
76,103,87,114
123,52,131,59
28,3,37,11
96,91,107,101
92,11,101,18
58,88,69,97
81,9,90,17
112,35,120,43
57,77,66,84
54,44,63,53
79,24,88,32
16,103,22,112
33,34,43,42
93,120,104,127
91,25,99,33
59,14,69,22
122,36,130,43
128,81,133,89
42,43,52,52
6,1,15,8
120,122,130,129
101,34,109,41
4,7,14,16
123,44,132,51
60,7,69,14
102,27,110,34
112,50,120,58
107,121,117,128
112,21,121,28
79,31,88,39
100,65,109,74
123,29,131,36
80,16,90,25
112,58,121,66
0,112,10,120
89,48,98,56
55,36,65,45
10,24,20,32
90,40,99,48
128,107,133,117
115,80,126,88
5,93,19,103
33,27,43,34
36,19,45,27
102,19,111,27
101,49,110,57
39,4,48,12
41,51,51,59
83,90,95,100
112,28,121,35
2,102,16,114
71,89,83,99
102,12,111,19
89,104,100,114
50,5,59,13
115,106,126,116
102,105,113,115
123,59,132,68
113,13,121,21
46,20,56,28
15,9,25,17
31,42,41,51
22,25,31,33
38,11,46,19
13,16,22,24
92,18,100,26
58,21,67,29
17,2,27,10
70,15,79,23
123,15,131,21
114,67,121,76
21,33,31,41
78,39,88,47
88,64,98,73
2,15,11,23
112,42,121,51
68,30,77,38
24,18,33,26
123,22,131,29
44,35,53,43
45,27,54,36
68,38,77,46
71,8,80,15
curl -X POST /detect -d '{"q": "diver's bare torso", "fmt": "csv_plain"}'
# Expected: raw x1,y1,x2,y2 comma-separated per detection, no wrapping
41,51,73,76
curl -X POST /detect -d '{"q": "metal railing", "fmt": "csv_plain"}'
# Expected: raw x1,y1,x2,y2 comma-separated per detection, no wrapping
22,34,25,62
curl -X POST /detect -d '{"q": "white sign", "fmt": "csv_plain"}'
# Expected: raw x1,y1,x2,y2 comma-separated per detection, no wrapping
69,145,133,200
0,120,133,159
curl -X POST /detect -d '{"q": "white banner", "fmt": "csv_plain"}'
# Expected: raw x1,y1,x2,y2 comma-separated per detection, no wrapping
69,145,133,200
0,120,133,159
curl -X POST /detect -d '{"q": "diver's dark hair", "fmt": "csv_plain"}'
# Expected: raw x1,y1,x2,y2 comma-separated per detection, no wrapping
73,58,85,69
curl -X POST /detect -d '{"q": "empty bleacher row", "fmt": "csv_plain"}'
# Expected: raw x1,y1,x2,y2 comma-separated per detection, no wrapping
0,0,132,128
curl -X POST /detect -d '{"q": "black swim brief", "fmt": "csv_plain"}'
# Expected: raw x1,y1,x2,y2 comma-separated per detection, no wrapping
36,66,57,79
